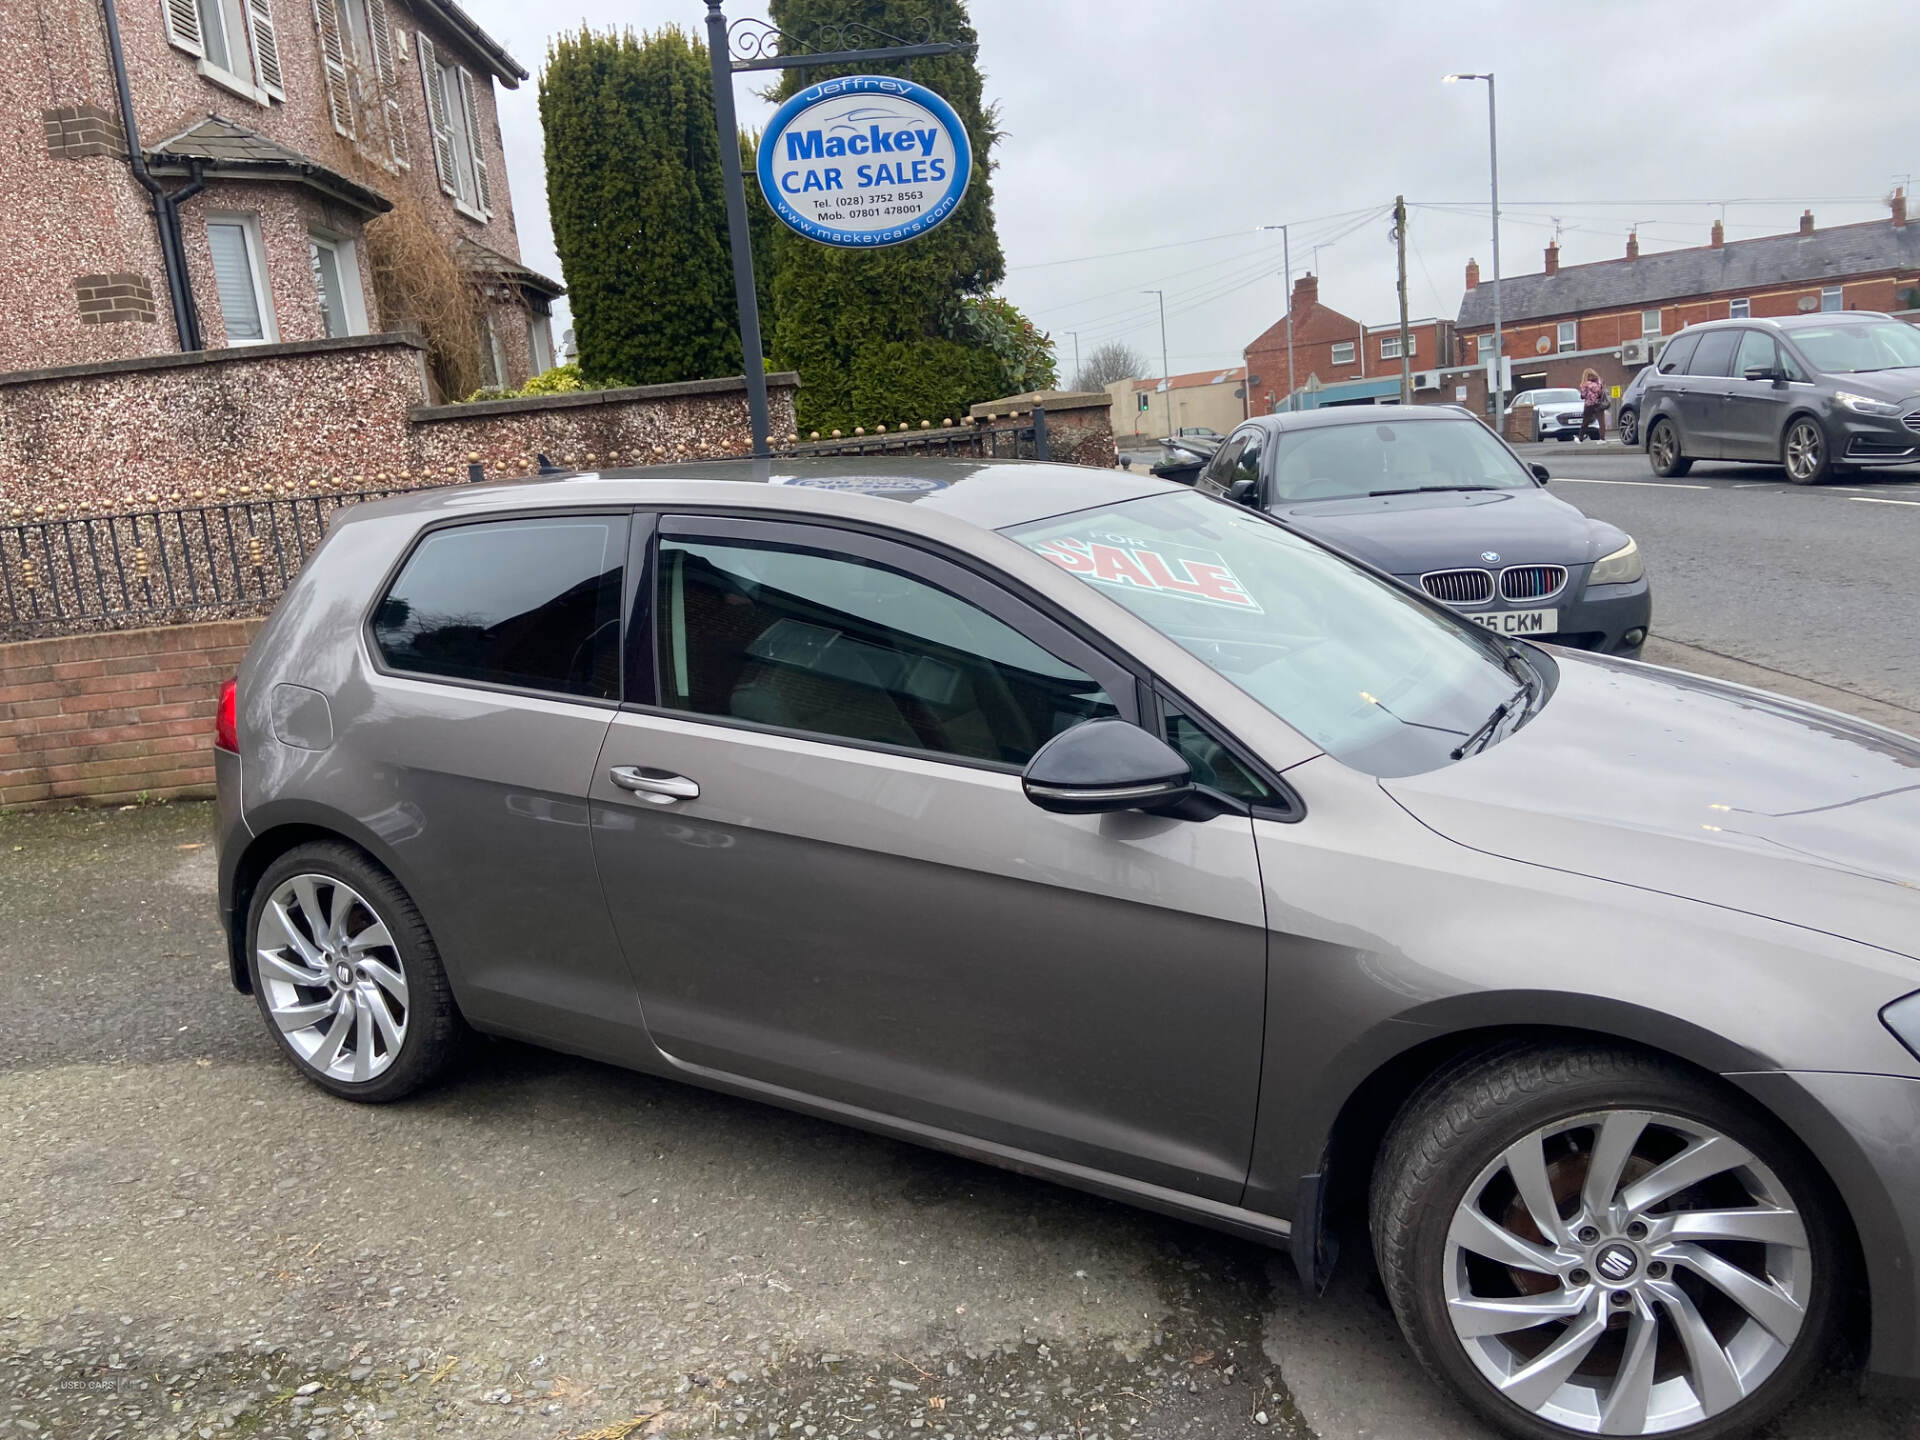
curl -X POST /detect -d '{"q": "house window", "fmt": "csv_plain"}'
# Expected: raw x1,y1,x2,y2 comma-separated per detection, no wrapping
1379,334,1413,360
1641,309,1663,337
308,232,367,338
1821,286,1842,312
1475,333,1494,360
485,314,508,388
527,311,555,374
1557,320,1577,352
1331,341,1356,366
207,215,276,345
165,0,284,104
1729,297,1750,319
416,39,493,222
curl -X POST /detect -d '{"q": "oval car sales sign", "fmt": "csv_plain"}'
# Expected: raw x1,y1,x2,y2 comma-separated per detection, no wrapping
757,75,972,248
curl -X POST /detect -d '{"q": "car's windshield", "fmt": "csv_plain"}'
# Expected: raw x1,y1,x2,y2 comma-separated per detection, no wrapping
1004,490,1533,777
1263,417,1537,505
1528,389,1580,404
1787,321,1920,373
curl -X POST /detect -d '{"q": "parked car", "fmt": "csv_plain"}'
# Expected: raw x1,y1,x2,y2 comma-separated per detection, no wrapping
1197,405,1650,655
216,455,1920,1440
1506,386,1585,441
1642,311,1920,483
1616,363,1653,446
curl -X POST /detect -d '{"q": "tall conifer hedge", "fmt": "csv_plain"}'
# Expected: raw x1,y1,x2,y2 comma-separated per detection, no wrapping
541,28,741,386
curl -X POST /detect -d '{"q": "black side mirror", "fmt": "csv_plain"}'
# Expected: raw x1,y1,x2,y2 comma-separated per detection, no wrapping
1227,477,1258,504
1530,464,1551,484
1022,719,1192,815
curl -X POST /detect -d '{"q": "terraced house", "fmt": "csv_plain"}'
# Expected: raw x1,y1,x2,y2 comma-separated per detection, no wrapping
2,0,560,388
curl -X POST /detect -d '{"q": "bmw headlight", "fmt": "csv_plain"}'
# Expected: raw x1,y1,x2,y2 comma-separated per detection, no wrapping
1589,536,1644,586
1835,391,1902,416
1884,992,1920,1063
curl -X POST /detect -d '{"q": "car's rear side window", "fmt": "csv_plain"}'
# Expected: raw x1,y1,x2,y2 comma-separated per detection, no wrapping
372,517,626,699
1686,330,1740,377
1656,333,1699,374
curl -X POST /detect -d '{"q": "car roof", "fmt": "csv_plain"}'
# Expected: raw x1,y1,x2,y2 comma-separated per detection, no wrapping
1249,404,1483,434
333,456,1175,533
1675,310,1894,336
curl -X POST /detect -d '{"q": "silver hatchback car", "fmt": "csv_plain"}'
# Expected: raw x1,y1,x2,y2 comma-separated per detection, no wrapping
215,459,1920,1440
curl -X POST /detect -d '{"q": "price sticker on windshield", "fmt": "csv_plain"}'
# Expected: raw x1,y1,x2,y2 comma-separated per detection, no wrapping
1029,534,1263,613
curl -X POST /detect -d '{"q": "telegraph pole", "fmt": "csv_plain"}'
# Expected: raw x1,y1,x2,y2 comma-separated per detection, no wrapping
1395,195,1412,404
1143,290,1169,434
1068,330,1081,390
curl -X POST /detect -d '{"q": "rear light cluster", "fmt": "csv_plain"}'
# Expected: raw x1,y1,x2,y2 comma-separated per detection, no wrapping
215,677,239,753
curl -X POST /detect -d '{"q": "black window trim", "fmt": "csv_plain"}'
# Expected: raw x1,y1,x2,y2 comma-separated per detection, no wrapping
361,506,634,708
622,511,1141,774
1152,683,1304,824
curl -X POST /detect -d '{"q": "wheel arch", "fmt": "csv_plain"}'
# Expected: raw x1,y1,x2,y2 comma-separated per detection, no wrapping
223,801,422,994
1298,1014,1870,1344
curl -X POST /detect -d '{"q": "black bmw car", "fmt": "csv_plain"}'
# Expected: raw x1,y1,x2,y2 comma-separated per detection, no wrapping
1198,406,1652,656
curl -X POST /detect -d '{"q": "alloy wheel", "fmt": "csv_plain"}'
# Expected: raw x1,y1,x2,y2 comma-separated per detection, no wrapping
1649,425,1676,472
1621,413,1638,447
255,873,409,1084
1443,1108,1812,1435
1784,422,1822,483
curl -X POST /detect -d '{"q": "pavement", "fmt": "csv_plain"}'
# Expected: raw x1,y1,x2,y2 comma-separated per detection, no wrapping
5,447,1920,1439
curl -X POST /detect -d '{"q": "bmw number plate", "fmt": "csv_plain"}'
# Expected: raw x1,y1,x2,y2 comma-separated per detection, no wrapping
1466,608,1557,636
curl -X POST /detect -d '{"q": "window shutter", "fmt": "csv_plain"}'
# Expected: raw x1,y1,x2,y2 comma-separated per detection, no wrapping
247,0,285,100
162,0,205,57
366,0,408,167
314,0,354,138
417,33,456,196
457,67,492,217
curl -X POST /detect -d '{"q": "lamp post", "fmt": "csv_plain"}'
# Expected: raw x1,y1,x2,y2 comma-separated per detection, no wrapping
1143,290,1170,435
1068,330,1081,390
1445,71,1502,426
1255,224,1294,411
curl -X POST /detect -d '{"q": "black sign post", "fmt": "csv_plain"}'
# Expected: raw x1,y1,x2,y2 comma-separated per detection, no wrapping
702,2,971,456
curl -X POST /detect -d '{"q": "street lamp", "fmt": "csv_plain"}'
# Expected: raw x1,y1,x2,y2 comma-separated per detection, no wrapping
1255,224,1294,411
1445,71,1503,425
1143,290,1170,436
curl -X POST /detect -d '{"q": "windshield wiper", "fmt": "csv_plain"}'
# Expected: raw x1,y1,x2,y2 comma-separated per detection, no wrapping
1450,676,1533,761
1367,485,1505,497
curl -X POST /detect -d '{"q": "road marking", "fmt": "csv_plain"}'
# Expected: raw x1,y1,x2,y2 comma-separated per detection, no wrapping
1550,477,1711,490
1851,495,1920,506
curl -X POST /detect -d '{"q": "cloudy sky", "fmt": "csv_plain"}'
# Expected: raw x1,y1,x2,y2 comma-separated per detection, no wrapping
466,0,1919,381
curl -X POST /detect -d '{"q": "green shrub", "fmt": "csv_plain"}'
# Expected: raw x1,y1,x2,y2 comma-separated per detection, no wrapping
520,363,589,395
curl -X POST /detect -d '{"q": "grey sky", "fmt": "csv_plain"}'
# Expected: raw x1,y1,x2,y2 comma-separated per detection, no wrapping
466,0,1919,379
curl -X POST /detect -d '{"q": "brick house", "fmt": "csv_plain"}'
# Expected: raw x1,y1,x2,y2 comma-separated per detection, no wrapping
1107,366,1248,442
1242,275,1454,412
3,0,561,392
1453,194,1920,415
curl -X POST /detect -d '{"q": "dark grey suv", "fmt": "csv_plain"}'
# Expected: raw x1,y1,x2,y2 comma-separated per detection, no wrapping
1641,312,1920,483
215,460,1920,1440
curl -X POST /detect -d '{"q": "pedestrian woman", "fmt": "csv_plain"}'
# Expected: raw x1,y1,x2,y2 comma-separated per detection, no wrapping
1578,368,1606,442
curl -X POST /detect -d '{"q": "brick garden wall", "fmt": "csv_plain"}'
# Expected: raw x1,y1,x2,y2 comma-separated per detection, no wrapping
0,619,258,809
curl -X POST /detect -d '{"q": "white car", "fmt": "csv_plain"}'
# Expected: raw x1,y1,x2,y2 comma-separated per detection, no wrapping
1507,387,1587,441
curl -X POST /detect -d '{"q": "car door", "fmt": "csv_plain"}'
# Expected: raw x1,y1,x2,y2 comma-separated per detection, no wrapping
1679,328,1742,455
361,510,645,1055
1724,329,1794,459
588,513,1270,1202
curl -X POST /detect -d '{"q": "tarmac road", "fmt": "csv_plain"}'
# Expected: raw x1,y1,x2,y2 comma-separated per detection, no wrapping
4,802,1917,1440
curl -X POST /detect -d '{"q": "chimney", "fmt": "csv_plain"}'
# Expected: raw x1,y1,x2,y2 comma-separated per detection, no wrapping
1710,219,1724,248
1544,241,1559,276
1894,188,1908,228
1465,257,1480,290
1625,231,1639,261
1293,272,1318,309
1800,209,1815,236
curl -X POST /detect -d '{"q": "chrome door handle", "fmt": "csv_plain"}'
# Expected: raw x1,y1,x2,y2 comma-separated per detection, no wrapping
608,766,700,802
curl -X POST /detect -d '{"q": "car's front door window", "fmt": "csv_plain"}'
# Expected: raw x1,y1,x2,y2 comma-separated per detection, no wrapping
1734,329,1778,379
1200,433,1250,491
655,535,1118,766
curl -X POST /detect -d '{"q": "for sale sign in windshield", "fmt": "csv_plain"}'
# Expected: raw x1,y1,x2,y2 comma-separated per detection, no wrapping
756,75,972,248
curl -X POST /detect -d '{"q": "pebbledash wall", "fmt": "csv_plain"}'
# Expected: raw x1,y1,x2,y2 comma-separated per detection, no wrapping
0,333,800,511
0,619,260,809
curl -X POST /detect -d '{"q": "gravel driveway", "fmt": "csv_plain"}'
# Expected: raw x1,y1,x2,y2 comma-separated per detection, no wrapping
3,803,1915,1440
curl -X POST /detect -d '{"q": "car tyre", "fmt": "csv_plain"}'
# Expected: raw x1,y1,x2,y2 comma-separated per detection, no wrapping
1782,418,1831,485
247,841,467,1102
1620,410,1639,447
1370,1043,1842,1440
1647,419,1692,477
